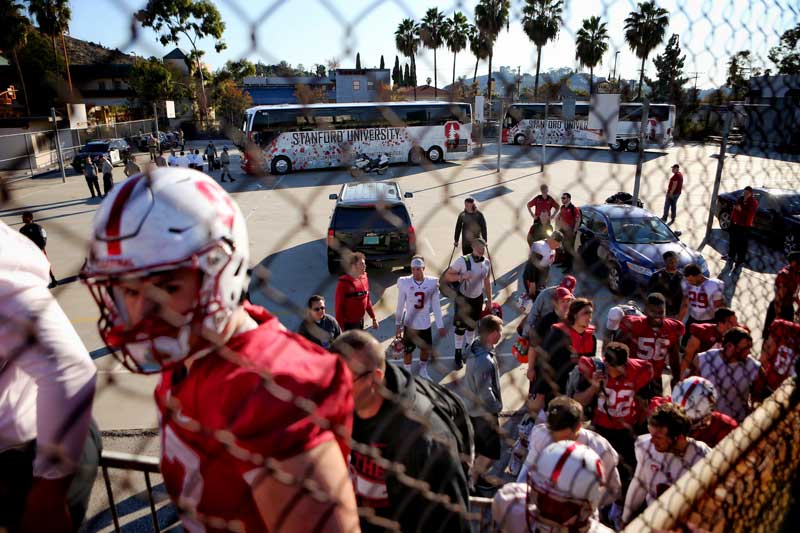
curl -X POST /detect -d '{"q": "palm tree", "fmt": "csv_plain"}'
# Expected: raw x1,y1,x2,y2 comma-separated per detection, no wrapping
624,1,669,100
474,0,510,102
28,0,73,96
0,0,31,115
468,26,491,85
521,0,563,98
395,18,420,100
444,12,470,100
419,8,447,101
575,16,609,96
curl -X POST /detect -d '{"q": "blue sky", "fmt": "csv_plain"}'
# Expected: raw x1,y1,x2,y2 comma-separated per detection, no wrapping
66,0,799,89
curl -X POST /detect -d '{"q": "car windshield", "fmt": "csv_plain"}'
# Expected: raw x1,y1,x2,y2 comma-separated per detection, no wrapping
779,195,800,215
335,205,410,231
611,216,677,244
85,143,110,152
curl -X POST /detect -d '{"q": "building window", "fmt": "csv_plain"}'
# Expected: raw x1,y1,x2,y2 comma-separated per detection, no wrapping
113,80,122,90
367,81,375,90
98,81,106,91
352,80,361,91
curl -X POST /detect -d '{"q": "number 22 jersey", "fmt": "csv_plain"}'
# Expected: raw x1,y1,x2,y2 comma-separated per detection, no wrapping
579,356,653,430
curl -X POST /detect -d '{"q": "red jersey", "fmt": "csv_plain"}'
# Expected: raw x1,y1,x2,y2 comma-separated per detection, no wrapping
620,315,685,378
691,411,737,447
335,272,376,326
580,356,653,430
557,204,581,229
731,196,758,227
689,323,723,353
526,194,558,219
667,171,683,195
774,266,800,307
154,304,354,532
763,319,800,390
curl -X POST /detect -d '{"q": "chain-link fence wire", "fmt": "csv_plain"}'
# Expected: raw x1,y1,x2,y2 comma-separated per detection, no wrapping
1,0,800,531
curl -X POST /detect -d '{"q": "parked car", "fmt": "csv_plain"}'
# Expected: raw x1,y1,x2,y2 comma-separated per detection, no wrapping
327,181,415,274
71,138,131,173
576,204,709,294
132,131,174,151
716,187,800,255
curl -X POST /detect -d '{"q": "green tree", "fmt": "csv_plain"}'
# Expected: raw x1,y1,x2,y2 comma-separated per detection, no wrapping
215,79,251,128
136,0,226,125
28,0,73,96
474,0,510,103
575,15,609,96
0,0,32,114
648,33,687,104
403,63,410,86
768,23,800,75
379,55,385,69
468,26,491,85
217,59,255,84
13,28,60,114
624,1,669,101
727,51,760,100
444,11,470,100
129,57,176,106
356,52,361,69
419,7,447,100
392,55,401,87
395,18,420,99
521,0,563,98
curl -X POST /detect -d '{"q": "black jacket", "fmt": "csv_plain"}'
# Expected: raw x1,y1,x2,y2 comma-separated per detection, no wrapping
453,210,487,244
20,223,47,250
351,363,470,533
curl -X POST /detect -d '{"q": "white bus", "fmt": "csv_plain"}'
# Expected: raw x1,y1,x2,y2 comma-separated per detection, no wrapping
241,101,473,175
502,101,675,151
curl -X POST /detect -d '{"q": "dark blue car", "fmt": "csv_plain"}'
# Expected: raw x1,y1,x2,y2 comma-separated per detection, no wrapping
576,204,709,294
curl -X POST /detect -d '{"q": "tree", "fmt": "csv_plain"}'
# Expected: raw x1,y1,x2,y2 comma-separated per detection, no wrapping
768,23,800,75
129,57,177,120
648,33,687,104
0,0,32,115
624,1,669,101
136,0,227,126
380,55,385,69
315,64,326,77
356,52,361,69
392,55,401,87
420,7,447,100
468,26,491,84
474,0,510,105
215,79,251,128
403,63,410,86
727,51,760,100
444,12,470,100
218,59,255,84
521,0,563,98
326,57,340,71
575,15,609,96
395,18,420,99
28,0,73,96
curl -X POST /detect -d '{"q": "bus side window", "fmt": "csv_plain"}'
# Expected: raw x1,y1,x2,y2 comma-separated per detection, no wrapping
403,106,428,127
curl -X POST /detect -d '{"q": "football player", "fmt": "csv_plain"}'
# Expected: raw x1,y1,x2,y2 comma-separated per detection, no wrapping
670,377,737,447
618,293,685,391
80,168,359,531
395,256,446,380
680,307,739,377
755,319,800,401
680,264,725,328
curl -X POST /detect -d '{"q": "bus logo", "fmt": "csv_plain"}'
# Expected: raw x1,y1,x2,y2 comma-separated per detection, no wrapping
444,121,460,148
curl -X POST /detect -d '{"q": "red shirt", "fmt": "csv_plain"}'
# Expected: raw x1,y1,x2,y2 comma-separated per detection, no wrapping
763,319,800,390
731,196,758,227
668,171,683,195
154,304,353,532
557,204,581,229
691,411,738,447
335,272,376,325
689,323,723,353
619,315,685,378
579,356,653,430
774,266,800,307
526,194,559,220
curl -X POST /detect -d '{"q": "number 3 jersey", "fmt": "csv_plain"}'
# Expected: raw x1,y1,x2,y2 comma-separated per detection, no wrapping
154,303,354,532
395,275,444,330
579,356,653,430
681,278,724,321
619,315,685,379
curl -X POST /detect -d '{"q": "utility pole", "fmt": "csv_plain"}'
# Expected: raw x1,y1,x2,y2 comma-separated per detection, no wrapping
632,99,650,206
688,71,700,102
702,106,733,249
612,51,620,81
516,66,521,101
51,107,66,184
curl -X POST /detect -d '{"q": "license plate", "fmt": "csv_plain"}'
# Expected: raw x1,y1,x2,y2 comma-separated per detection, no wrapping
363,235,380,245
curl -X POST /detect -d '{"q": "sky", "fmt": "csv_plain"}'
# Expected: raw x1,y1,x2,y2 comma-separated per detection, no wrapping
65,0,799,89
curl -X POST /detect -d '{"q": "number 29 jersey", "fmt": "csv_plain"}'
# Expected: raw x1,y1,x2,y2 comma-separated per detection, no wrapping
395,275,444,330
619,315,685,378
681,278,724,321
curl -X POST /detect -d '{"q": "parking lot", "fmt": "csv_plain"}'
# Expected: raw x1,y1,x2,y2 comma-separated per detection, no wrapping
1,140,798,530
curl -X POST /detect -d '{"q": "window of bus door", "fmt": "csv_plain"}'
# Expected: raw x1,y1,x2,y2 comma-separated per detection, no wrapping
648,106,670,122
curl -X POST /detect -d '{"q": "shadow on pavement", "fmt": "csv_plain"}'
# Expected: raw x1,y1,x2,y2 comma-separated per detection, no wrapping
704,228,786,275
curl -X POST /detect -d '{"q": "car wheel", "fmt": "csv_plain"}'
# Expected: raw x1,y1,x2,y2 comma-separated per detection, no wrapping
408,147,424,165
718,210,732,230
427,145,443,163
607,263,625,295
609,140,625,152
514,134,527,145
271,156,291,175
784,233,798,255
626,138,640,152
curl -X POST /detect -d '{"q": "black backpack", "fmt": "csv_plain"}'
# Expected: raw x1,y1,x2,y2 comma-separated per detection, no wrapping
413,375,475,477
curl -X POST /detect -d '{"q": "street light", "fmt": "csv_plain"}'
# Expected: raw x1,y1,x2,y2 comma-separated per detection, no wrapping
612,51,621,81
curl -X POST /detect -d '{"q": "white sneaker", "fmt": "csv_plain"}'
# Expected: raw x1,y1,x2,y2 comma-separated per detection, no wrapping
419,365,433,381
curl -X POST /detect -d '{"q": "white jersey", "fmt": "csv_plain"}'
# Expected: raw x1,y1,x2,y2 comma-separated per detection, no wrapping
0,222,96,478
450,255,491,299
623,434,711,524
493,482,614,533
395,275,444,330
517,424,621,506
530,240,555,269
698,348,761,422
681,277,724,321
167,154,179,166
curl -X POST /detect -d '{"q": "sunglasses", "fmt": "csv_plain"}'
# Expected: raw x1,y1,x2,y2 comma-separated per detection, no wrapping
312,306,325,311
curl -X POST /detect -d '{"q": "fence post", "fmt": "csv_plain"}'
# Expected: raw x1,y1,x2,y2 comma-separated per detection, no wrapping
52,107,67,183
632,99,650,207
701,106,733,249
496,100,503,173
541,100,548,173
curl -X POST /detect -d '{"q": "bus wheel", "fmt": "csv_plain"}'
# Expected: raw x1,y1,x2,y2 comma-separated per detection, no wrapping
514,134,527,145
609,140,625,151
271,156,292,175
625,138,640,152
427,146,443,163
408,147,424,165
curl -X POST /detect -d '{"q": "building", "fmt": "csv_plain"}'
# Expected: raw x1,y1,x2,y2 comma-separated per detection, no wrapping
745,74,800,150
334,69,390,103
395,85,450,101
243,76,335,105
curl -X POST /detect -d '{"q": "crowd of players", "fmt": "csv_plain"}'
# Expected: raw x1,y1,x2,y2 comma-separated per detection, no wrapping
1,166,799,533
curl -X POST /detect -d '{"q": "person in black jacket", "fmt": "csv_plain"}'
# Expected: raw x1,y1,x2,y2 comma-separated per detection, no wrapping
453,197,488,256
19,211,57,288
296,294,341,349
332,330,471,533
646,251,684,318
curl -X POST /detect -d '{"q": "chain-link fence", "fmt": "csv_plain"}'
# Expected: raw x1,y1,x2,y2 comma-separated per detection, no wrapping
1,1,800,532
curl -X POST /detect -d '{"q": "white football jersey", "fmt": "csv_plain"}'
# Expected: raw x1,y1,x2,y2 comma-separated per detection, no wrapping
517,424,621,506
450,255,491,299
682,277,724,321
396,275,444,330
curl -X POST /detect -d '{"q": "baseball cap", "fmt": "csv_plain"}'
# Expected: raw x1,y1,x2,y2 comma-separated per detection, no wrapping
410,257,425,268
472,237,487,247
549,230,564,243
559,275,576,292
606,306,625,331
555,287,573,301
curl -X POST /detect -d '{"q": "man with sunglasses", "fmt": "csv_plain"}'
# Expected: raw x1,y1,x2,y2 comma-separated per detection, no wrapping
554,192,581,273
297,295,341,349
